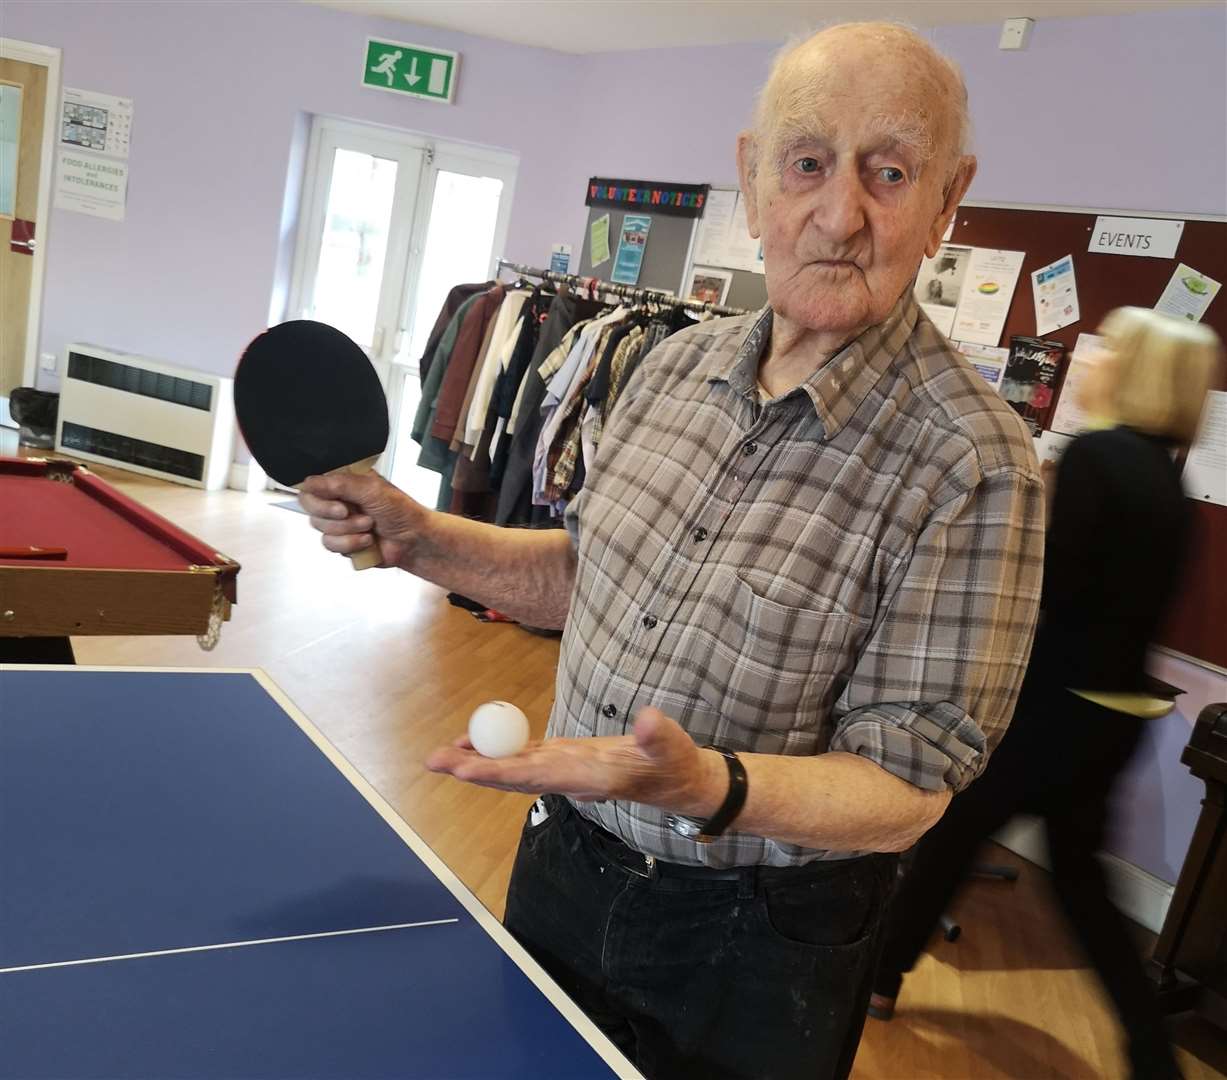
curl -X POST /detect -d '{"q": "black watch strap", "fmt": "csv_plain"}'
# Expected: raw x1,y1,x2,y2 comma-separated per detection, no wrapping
693,744,748,842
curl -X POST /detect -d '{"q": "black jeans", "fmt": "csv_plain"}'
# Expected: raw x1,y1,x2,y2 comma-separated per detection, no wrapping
873,680,1177,1076
504,795,898,1080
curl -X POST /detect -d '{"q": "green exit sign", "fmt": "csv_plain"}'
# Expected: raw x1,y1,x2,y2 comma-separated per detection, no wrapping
362,37,459,104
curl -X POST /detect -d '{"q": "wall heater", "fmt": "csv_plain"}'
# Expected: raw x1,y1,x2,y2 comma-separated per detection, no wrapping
55,343,235,490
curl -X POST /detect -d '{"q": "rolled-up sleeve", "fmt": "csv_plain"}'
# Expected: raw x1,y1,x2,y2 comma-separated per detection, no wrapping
829,469,1045,791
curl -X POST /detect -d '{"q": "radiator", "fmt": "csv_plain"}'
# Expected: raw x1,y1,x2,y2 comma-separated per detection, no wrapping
55,344,235,490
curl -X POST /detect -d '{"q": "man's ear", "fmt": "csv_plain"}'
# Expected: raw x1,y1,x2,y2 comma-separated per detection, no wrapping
736,132,762,239
925,154,977,258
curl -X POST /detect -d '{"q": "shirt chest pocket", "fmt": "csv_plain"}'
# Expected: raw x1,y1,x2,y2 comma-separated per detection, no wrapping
688,569,853,740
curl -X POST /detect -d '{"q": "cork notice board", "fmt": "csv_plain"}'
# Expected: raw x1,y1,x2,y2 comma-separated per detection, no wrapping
948,205,1226,668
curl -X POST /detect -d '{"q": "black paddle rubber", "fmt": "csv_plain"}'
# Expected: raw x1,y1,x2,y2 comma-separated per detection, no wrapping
234,320,390,487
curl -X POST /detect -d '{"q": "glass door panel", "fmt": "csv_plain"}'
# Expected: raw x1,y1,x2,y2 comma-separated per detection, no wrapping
293,122,423,371
307,148,399,350
403,170,504,365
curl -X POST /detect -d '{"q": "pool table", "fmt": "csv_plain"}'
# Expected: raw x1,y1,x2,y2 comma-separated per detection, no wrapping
0,456,239,659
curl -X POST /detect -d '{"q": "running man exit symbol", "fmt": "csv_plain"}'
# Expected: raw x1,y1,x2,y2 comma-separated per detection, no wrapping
362,37,459,103
371,49,402,86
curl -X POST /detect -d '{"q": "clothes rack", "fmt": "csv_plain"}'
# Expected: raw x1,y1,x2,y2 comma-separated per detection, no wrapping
496,259,750,318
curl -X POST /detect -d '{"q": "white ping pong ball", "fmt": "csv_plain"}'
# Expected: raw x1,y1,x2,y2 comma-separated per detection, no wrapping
468,701,530,759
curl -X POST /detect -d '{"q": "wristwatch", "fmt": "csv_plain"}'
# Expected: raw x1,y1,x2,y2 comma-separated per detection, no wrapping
664,745,748,844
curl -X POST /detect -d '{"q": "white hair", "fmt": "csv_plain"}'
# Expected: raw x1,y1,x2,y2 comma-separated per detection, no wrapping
750,21,972,188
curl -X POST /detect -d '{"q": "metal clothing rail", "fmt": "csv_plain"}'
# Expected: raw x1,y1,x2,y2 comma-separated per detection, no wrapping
496,259,750,318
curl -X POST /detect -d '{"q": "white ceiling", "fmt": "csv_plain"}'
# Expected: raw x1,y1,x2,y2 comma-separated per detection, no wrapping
305,0,1218,53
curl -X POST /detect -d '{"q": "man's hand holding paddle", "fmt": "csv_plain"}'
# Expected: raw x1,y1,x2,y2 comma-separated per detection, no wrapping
248,317,577,625
234,320,391,571
298,470,425,568
302,463,576,631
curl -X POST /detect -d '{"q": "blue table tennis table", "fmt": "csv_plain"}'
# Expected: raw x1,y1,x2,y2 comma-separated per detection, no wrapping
0,666,636,1079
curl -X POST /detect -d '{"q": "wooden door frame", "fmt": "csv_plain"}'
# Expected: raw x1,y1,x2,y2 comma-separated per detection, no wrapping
0,37,61,418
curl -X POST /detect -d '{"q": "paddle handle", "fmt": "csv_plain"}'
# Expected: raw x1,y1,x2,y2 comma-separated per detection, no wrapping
329,456,383,571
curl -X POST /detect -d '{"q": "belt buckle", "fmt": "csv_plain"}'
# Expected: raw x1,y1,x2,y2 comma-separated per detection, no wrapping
584,816,658,879
624,852,657,880
598,834,656,879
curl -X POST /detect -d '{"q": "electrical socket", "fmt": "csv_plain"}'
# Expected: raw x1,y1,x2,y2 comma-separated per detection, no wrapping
39,352,58,374
999,18,1034,50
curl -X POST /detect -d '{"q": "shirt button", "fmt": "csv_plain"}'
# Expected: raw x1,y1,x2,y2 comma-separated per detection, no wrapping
692,527,708,542
642,614,658,629
601,703,618,719
743,441,758,456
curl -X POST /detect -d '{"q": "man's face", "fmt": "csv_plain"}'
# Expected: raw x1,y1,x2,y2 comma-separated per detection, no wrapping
739,47,972,339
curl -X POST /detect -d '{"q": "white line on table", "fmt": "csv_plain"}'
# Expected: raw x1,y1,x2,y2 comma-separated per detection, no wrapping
0,918,460,975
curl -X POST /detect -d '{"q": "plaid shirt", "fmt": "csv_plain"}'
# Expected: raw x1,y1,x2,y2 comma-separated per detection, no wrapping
597,325,646,440
552,293,1044,868
545,323,620,505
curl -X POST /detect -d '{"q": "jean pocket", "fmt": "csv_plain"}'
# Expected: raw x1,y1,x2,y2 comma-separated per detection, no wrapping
753,867,884,954
520,798,561,848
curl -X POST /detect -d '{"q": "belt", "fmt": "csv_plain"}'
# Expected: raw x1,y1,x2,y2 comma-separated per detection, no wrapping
553,795,814,887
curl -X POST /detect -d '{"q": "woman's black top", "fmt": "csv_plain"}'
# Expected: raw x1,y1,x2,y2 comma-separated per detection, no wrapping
1030,425,1191,692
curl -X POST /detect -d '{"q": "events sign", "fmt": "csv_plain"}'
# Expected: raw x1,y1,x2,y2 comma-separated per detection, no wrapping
1088,216,1183,260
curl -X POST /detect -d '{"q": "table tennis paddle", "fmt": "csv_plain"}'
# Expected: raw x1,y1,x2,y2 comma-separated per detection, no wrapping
234,320,390,571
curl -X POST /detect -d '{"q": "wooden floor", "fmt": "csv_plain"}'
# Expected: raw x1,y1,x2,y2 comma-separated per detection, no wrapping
21,453,1227,1079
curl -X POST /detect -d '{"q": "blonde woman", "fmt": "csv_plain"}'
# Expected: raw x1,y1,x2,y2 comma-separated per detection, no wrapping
870,308,1222,1080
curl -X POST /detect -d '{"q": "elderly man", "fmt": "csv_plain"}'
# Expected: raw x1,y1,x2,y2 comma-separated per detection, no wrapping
301,21,1043,1080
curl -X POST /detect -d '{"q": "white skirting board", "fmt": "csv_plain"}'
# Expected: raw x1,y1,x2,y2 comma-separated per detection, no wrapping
993,817,1175,934
228,460,269,493
0,395,13,428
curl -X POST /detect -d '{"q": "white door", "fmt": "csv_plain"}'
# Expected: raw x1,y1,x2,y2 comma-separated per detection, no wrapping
289,118,517,499
291,119,425,389
389,147,517,495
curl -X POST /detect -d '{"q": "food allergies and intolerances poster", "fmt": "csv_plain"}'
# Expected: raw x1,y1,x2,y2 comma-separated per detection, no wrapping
54,87,133,221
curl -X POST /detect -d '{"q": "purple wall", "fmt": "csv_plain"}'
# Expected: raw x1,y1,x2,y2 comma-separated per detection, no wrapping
11,2,1224,384
1110,654,1227,883
564,6,1227,220
7,0,1225,883
7,0,584,379
935,10,1226,214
